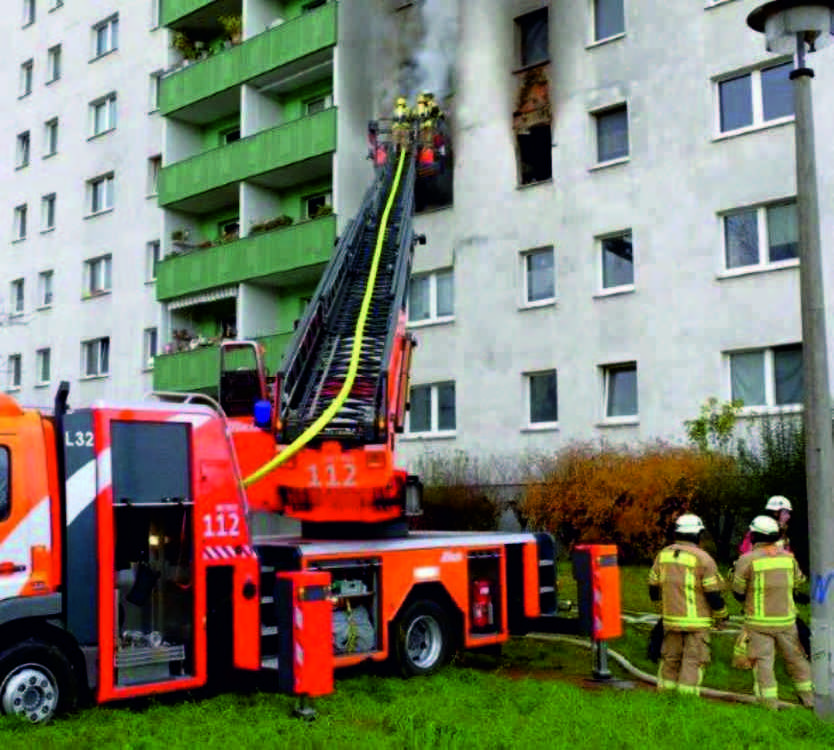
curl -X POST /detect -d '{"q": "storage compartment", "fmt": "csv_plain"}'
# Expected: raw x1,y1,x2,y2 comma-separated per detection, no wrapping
310,558,380,655
467,549,502,636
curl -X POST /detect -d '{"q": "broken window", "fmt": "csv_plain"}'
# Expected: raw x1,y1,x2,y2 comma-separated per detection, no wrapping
514,65,552,185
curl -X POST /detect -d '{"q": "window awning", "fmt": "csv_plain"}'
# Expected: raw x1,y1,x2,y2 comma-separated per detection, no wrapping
167,285,237,311
513,64,552,132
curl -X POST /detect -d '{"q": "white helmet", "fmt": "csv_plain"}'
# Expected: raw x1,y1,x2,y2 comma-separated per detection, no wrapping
675,513,705,535
765,495,792,512
750,515,780,535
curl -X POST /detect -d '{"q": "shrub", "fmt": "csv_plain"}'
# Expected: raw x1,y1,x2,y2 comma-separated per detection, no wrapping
520,441,728,564
408,451,502,531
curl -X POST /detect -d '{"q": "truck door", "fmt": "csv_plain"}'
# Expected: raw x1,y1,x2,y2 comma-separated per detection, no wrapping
0,431,51,601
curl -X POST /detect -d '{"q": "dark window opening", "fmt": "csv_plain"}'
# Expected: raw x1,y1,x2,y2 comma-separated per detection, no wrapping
517,8,549,67
0,447,10,521
221,128,240,145
517,124,552,185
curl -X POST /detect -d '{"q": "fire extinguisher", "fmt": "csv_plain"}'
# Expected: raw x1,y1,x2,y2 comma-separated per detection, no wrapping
472,579,493,629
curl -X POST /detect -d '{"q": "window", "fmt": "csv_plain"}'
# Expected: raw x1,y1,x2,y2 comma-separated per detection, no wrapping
93,15,119,58
22,0,34,26
407,382,456,434
15,131,30,168
47,44,61,82
593,0,625,41
603,362,638,419
522,246,555,305
723,200,797,270
408,269,454,324
19,59,33,97
517,124,552,185
10,279,24,315
305,94,333,115
220,127,240,144
88,174,114,214
145,240,161,282
516,8,548,67
90,93,117,136
305,192,332,219
44,118,58,156
13,205,27,241
36,348,50,385
38,270,53,307
600,231,634,289
729,345,803,408
41,193,56,231
143,328,158,369
594,104,629,163
147,156,161,196
527,370,558,425
84,255,112,296
7,355,22,390
0,446,9,520
149,70,162,111
82,337,110,377
718,61,792,134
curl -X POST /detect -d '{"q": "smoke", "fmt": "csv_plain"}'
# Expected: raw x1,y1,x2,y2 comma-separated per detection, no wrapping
409,0,459,102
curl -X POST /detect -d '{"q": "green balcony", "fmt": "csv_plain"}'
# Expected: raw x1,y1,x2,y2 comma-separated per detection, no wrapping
159,109,336,211
153,332,294,393
160,3,337,121
157,215,336,301
160,0,218,27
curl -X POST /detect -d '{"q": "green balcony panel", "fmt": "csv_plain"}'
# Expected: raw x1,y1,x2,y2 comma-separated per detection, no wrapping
157,215,336,301
153,331,294,392
160,3,337,117
158,109,336,208
160,0,216,27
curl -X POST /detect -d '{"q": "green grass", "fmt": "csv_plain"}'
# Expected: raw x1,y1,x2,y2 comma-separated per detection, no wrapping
1,661,831,750
0,564,825,746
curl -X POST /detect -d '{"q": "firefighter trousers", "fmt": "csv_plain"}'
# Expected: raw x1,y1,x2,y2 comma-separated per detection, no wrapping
658,629,710,695
747,626,813,708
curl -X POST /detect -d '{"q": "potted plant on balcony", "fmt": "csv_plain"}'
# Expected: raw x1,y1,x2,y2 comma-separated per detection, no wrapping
312,204,333,219
172,32,198,62
219,14,243,45
171,229,190,243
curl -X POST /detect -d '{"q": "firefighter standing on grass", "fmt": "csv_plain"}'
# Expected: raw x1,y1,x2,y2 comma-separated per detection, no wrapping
732,515,814,709
648,513,729,696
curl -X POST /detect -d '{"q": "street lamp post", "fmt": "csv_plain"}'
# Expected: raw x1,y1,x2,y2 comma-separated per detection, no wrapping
748,0,834,718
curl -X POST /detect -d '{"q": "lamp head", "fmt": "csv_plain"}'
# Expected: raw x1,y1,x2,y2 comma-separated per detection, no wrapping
748,1,834,54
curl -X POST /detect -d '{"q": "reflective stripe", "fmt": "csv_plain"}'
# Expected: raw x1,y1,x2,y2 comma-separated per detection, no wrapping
663,615,713,629
702,575,720,589
752,557,794,573
657,548,712,627
748,555,796,627
795,681,813,692
747,614,796,628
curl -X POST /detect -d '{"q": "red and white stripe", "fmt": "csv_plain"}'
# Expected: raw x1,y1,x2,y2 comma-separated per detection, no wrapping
202,544,256,561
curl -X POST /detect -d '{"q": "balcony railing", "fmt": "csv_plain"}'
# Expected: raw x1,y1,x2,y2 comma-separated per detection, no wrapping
157,214,336,301
158,109,336,208
153,331,294,393
160,3,337,117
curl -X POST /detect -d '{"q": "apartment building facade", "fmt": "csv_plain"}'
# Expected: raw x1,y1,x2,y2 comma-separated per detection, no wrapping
0,1,168,406
151,0,372,393
390,0,834,475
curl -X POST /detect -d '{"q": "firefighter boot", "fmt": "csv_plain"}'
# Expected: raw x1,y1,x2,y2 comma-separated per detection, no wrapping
798,691,814,709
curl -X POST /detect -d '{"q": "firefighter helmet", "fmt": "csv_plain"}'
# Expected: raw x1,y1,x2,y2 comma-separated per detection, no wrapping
396,97,407,106
750,515,780,536
765,495,792,513
675,513,705,535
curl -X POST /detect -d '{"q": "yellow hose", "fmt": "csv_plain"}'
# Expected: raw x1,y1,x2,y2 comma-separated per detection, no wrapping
243,148,408,487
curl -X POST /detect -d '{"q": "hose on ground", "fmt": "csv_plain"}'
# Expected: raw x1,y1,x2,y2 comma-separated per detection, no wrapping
523,631,800,711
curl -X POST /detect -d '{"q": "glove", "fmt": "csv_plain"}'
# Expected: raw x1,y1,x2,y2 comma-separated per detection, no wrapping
713,610,730,629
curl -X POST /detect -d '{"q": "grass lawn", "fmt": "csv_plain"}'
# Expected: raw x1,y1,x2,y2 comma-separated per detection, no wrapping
0,563,825,747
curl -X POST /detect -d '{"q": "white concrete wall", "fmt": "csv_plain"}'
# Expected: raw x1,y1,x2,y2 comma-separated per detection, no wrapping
0,1,167,408
396,0,834,476
239,283,278,339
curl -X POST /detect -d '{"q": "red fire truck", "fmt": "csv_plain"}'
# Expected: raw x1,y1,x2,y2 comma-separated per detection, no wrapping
0,141,603,723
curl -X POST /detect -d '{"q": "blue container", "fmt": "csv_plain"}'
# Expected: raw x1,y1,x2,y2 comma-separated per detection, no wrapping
254,399,272,429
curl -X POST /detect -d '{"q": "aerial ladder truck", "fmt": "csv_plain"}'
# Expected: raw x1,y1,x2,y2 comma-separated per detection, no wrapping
0,132,618,724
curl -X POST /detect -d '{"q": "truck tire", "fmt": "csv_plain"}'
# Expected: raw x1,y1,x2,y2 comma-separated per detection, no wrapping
0,640,77,723
392,600,451,677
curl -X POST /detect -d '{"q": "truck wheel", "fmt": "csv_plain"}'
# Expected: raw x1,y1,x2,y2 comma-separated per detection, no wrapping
392,600,451,677
0,641,77,723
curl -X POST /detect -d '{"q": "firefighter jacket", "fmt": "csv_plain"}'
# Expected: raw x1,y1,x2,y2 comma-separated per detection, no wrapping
648,542,727,630
393,104,411,126
732,543,804,630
